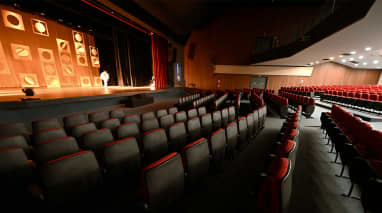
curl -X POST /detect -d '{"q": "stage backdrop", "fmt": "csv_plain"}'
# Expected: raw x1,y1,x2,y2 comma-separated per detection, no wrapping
0,5,102,88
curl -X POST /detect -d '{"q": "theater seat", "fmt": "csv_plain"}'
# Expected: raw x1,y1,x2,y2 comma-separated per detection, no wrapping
70,122,97,139
187,117,202,142
0,122,31,144
80,128,114,156
63,114,88,129
34,127,67,145
0,135,31,156
100,118,121,132
156,109,168,118
252,110,260,135
159,114,175,130
142,128,168,164
238,116,248,148
123,113,141,124
168,122,187,152
228,106,236,122
32,118,62,132
221,108,229,126
168,107,178,114
88,111,109,127
209,129,226,170
257,157,292,213
142,111,156,120
40,151,103,204
201,113,213,137
102,137,141,186
181,138,210,185
116,122,140,140
225,121,238,159
212,110,222,131
175,111,187,123
246,113,255,139
141,118,160,132
0,147,34,201
187,108,198,119
198,106,207,116
34,136,80,164
110,108,126,120
138,152,184,211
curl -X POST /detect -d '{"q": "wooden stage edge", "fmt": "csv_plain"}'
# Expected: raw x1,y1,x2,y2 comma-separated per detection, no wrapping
0,86,156,102
0,86,184,110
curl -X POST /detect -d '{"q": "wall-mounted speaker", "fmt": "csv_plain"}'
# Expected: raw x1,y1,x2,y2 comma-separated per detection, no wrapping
188,43,196,60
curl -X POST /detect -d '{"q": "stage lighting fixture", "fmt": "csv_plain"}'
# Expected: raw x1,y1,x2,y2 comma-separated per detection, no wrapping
22,88,34,96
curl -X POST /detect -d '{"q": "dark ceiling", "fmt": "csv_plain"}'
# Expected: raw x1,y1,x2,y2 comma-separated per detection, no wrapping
111,0,328,43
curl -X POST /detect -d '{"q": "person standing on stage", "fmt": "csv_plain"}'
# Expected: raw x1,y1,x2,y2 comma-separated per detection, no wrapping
100,70,110,89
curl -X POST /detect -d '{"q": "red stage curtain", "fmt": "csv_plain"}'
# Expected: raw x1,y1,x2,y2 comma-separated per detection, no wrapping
151,34,168,89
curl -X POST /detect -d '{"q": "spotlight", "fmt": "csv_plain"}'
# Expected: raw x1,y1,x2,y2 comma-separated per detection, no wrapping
358,55,364,60
373,60,379,64
22,88,34,96
329,57,334,60
350,51,356,55
365,47,372,51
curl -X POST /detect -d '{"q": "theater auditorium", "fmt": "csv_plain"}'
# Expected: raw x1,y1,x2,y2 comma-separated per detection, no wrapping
0,0,381,212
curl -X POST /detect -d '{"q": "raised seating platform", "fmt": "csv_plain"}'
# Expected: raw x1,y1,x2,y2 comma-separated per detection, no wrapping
316,100,382,122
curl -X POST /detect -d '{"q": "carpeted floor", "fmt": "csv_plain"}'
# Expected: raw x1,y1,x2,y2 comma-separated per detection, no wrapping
172,105,365,213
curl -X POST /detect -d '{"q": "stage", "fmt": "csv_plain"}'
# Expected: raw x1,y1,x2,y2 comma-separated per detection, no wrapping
0,86,184,124
0,86,154,103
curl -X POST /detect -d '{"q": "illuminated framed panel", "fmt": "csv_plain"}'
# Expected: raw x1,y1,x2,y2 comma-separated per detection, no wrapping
80,76,91,87
72,31,88,66
93,76,102,87
0,41,10,74
89,46,100,68
2,9,25,31
11,43,32,61
38,48,60,88
31,19,49,36
19,73,39,87
56,38,75,76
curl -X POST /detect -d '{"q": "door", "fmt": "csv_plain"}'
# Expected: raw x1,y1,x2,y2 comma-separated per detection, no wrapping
250,76,268,89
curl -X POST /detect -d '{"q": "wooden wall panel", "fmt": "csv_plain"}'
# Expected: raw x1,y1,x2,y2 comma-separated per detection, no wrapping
184,7,381,91
0,5,100,88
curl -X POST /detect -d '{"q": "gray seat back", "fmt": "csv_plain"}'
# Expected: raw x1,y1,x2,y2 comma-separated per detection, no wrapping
34,136,80,164
142,128,168,163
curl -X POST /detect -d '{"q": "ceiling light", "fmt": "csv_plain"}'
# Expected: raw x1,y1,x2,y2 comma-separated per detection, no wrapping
373,60,379,64
358,55,364,60
339,55,343,58
363,62,368,65
329,57,334,60
349,57,354,61
310,62,314,65
365,47,372,51
355,64,359,67
341,59,346,63
350,51,356,55
315,61,319,64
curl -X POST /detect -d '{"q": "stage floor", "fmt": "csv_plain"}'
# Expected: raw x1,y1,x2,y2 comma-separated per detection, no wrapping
0,86,152,102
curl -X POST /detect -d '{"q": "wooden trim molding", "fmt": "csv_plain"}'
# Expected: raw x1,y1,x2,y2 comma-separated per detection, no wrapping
214,65,313,76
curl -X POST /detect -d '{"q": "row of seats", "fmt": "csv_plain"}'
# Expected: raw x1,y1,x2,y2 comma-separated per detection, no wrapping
279,87,314,97
177,93,200,106
279,92,315,117
321,90,382,114
256,106,302,213
192,93,216,109
320,105,382,213
263,92,289,118
0,103,268,211
253,88,275,95
214,92,229,110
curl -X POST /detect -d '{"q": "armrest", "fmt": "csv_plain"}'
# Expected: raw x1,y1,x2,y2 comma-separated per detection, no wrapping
27,184,44,201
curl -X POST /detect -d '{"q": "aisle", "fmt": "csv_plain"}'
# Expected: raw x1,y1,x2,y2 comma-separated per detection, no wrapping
288,106,364,213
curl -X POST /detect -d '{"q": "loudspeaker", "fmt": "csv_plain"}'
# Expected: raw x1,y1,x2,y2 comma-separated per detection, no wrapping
168,46,177,63
188,43,196,60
